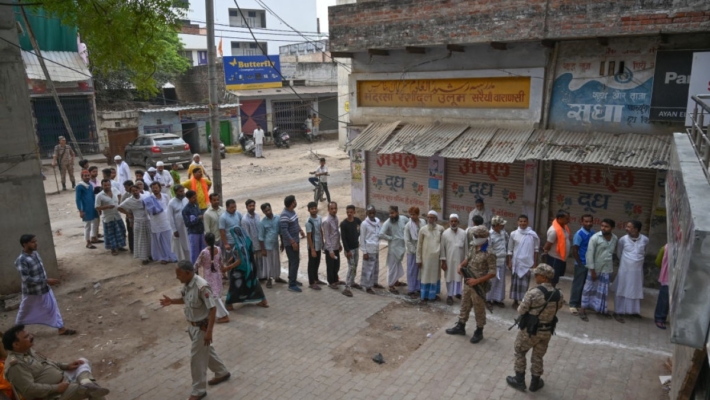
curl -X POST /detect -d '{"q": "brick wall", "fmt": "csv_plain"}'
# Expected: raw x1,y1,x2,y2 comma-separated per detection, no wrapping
173,62,226,104
329,0,710,52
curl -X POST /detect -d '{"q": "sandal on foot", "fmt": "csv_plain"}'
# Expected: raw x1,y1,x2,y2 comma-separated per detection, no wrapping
655,321,667,330
111,250,118,256
389,286,399,294
613,313,626,324
373,284,385,289
86,244,97,249
59,329,77,336
256,301,269,308
366,288,376,294
579,312,589,322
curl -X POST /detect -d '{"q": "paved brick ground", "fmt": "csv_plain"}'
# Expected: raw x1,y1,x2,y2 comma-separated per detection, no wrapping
105,252,671,400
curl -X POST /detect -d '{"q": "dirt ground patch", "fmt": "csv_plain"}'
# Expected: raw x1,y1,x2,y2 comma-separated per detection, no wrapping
331,302,451,373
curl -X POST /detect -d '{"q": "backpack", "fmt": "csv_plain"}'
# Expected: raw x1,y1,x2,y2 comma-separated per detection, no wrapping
514,286,560,336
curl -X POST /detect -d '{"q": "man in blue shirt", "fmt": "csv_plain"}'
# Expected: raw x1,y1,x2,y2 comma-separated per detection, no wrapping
219,199,242,254
570,214,594,315
280,195,305,292
181,190,205,265
258,203,286,288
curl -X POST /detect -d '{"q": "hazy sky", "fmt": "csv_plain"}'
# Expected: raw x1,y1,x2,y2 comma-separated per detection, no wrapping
317,0,337,34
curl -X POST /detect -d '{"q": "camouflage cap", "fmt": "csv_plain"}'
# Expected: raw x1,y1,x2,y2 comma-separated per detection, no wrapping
471,225,489,238
491,215,507,226
533,264,555,279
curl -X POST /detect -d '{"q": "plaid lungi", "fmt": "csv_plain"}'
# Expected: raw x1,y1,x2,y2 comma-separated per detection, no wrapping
133,219,151,261
103,219,126,250
582,272,610,314
510,270,531,301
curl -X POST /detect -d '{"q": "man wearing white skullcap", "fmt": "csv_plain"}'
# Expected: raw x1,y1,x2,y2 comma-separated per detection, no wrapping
379,205,409,293
155,161,174,195
416,210,444,302
114,155,131,193
441,214,467,305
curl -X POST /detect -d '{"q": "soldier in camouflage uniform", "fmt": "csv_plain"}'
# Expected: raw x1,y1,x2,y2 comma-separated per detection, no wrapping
52,136,76,191
507,263,564,392
445,225,497,343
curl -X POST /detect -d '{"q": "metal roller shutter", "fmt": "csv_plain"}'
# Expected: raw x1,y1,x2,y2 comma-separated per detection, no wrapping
366,151,430,215
549,161,656,238
444,159,525,231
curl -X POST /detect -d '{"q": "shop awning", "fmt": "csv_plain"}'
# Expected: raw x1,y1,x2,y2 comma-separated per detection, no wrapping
378,124,432,154
347,121,400,151
475,128,535,163
439,127,497,159
404,123,469,157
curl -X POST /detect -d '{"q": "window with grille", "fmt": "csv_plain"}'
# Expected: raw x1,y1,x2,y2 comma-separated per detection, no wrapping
228,8,266,28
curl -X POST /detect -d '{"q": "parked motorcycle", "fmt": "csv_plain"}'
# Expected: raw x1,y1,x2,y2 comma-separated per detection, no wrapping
238,133,256,157
300,123,314,143
272,126,291,148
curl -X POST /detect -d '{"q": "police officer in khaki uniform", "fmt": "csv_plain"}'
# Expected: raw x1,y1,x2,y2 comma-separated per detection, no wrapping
507,264,564,392
2,325,109,400
160,260,231,400
52,136,76,191
445,225,497,343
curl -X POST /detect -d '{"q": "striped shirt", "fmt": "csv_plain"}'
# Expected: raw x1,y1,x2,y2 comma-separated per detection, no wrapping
15,251,49,296
280,208,300,244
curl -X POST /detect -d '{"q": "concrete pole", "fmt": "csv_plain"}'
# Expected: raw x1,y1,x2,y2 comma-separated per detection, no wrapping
19,7,84,160
0,6,58,294
206,0,222,202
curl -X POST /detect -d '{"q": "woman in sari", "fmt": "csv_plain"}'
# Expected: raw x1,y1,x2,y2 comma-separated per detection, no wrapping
225,226,269,308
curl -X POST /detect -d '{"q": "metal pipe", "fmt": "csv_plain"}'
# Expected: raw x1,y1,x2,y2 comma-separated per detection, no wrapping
206,0,222,202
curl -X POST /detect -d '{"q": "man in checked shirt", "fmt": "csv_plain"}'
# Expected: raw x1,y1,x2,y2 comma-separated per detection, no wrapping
13,234,77,336
322,202,344,289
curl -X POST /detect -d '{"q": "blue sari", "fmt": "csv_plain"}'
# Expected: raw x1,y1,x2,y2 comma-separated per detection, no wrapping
225,227,266,304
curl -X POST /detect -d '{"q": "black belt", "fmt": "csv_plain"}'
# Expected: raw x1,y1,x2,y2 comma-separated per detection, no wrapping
189,318,208,327
537,323,554,331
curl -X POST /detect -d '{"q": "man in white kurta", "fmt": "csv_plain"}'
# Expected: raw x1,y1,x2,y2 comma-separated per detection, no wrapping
168,185,190,261
114,155,131,194
360,206,381,292
155,161,174,195
613,220,649,316
467,198,493,229
416,210,444,302
440,214,467,305
507,215,540,306
379,205,408,293
147,183,177,263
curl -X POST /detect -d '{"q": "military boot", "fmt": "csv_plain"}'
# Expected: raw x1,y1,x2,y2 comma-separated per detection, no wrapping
445,320,466,335
62,183,67,191
470,327,483,343
529,375,545,392
506,372,527,391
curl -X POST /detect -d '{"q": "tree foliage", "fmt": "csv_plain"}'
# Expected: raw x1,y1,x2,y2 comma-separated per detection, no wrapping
25,0,191,95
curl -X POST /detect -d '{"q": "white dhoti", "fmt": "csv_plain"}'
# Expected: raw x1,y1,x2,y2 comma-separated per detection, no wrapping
262,249,281,279
386,251,404,287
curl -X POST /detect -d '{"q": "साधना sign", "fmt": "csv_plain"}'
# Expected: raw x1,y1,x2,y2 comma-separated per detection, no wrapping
357,77,530,109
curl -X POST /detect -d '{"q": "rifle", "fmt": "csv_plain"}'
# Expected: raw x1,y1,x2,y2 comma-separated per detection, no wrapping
461,267,493,313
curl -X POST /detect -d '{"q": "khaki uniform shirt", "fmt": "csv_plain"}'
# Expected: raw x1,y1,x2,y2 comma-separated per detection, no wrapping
518,282,565,324
181,274,216,323
464,249,497,280
53,145,74,165
4,349,69,399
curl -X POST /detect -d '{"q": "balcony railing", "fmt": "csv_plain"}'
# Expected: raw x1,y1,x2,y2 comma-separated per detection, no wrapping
688,94,710,182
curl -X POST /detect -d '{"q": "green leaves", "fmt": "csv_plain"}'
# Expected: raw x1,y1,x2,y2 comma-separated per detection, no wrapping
27,0,190,95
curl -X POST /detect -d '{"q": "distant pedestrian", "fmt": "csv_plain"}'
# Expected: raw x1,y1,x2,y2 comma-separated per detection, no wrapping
258,203,286,288
170,163,181,197
134,169,145,184
14,234,76,336
445,225,496,343
508,215,540,308
569,214,594,316
613,220,648,320
148,182,177,264
159,261,231,400
403,207,425,298
379,205,407,294
122,180,135,252
155,161,174,195
416,210,444,302
308,158,330,203
182,190,206,265
203,193,224,255
241,199,263,281
52,136,76,191
102,168,123,200
195,233,230,324
182,168,212,212
487,216,509,307
253,124,265,158
114,155,131,192
312,113,322,137
543,210,571,287
305,201,324,290
95,179,127,255
441,213,467,305
219,199,243,258
143,167,158,188
168,185,190,261
322,202,343,289
76,170,100,250
78,158,89,171
359,206,381,294
280,195,305,292
188,154,210,180
506,264,563,393
579,219,618,322
468,198,492,229
340,204,362,297
118,185,152,264
654,244,669,330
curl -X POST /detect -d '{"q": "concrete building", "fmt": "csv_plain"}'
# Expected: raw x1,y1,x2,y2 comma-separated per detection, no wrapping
329,1,710,277
178,0,322,65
